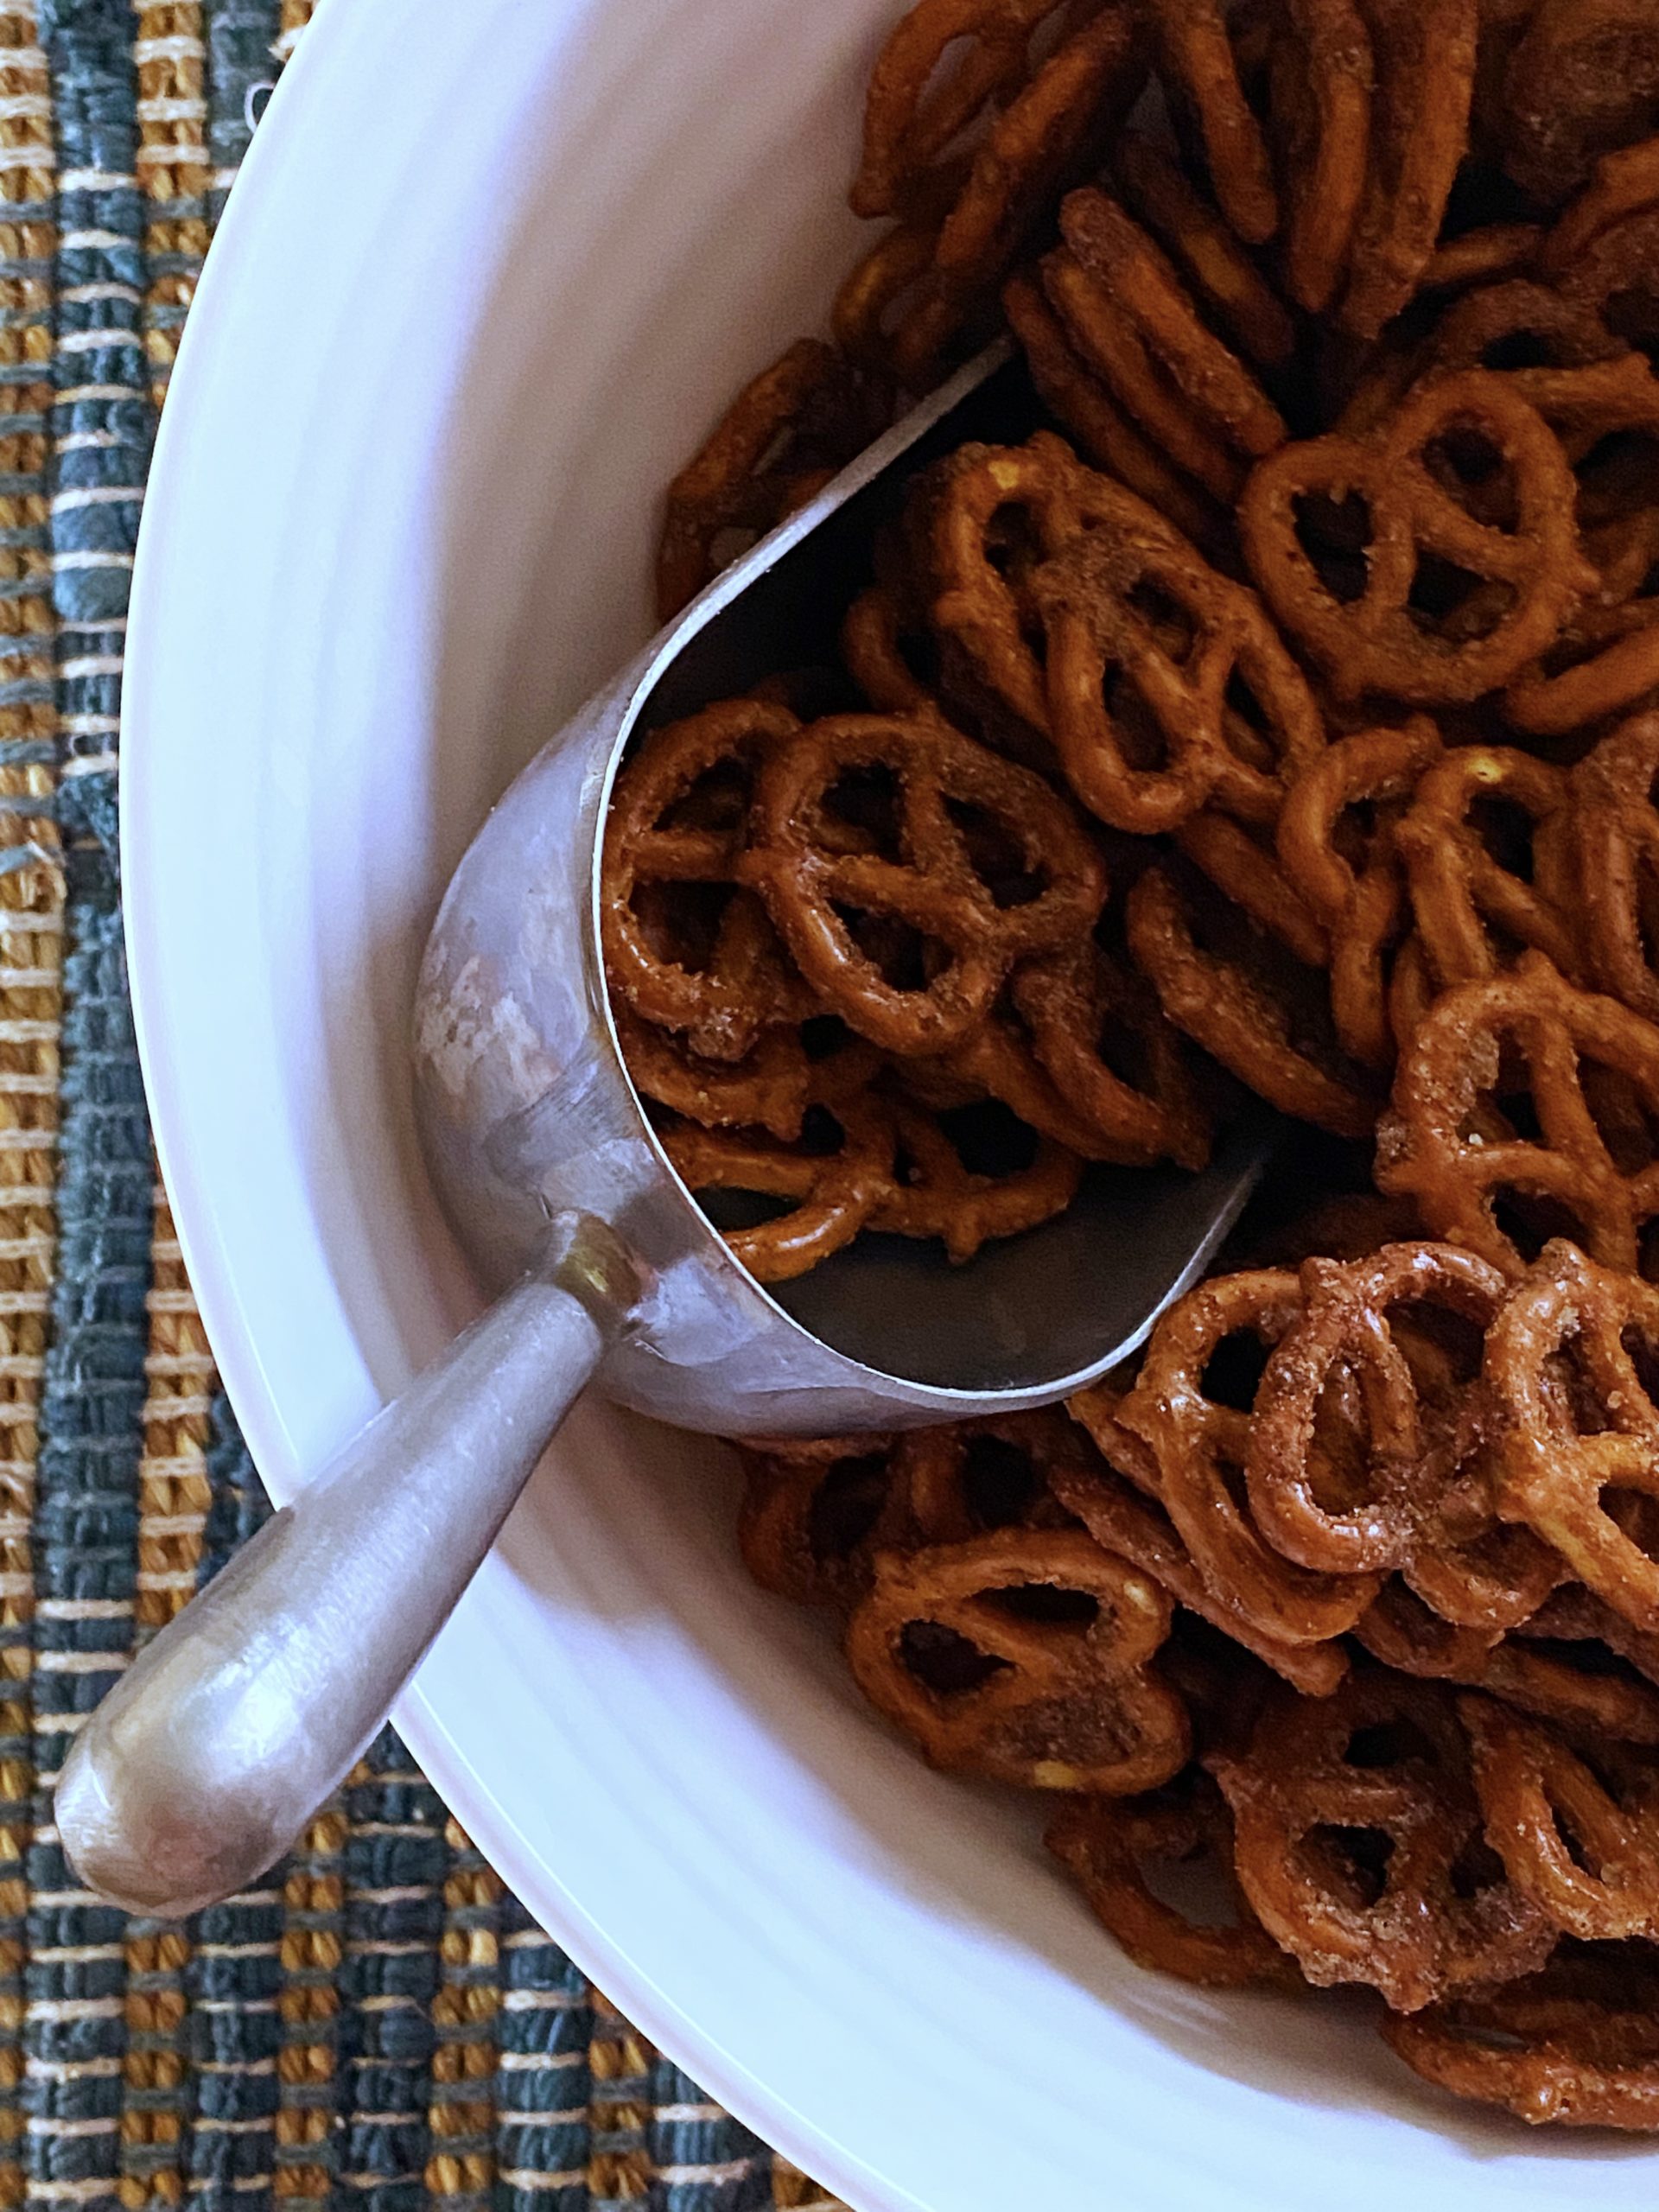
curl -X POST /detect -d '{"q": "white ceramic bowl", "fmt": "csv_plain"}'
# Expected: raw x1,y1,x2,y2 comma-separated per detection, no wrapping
121,3,1656,2205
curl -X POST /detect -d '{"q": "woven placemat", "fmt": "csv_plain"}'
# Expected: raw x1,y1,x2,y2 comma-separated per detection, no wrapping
0,5,843,2206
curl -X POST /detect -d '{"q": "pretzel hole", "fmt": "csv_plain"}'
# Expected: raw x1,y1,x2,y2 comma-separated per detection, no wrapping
657,757,753,836
962,1432,1048,1528
1449,1834,1510,1899
1577,428,1659,518
1422,429,1520,533
1343,1717,1441,1770
1139,1842,1244,1929
1489,1186,1597,1264
899,1618,1009,1694
822,762,905,860
834,903,935,990
810,1450,893,1548
1199,1329,1272,1413
1543,1793,1605,1879
1306,1367,1384,1514
1605,1489,1659,1565
1583,1062,1659,1174
1125,576,1199,662
1100,670,1174,772
944,797,1046,906
981,1582,1100,1628
920,1097,1041,1178
1467,794,1539,883
1219,671,1281,777
1302,1823,1393,1909
1406,554,1515,641
1292,490,1371,603
1393,1307,1485,1399
631,880,740,972
984,499,1052,603
1601,283,1659,364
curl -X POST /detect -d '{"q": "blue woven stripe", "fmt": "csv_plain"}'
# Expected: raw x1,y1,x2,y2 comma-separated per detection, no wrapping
495,1904,590,2210
42,0,149,839
336,1737,447,2211
27,840,150,2210
647,2058,771,2212
206,0,278,222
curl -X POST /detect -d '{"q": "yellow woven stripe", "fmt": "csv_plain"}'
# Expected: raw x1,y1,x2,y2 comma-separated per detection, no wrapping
0,7,54,2206
275,1804,345,2207
424,1819,502,2202
135,0,207,411
118,1923,189,2212
586,1993,652,2202
771,2160,847,2212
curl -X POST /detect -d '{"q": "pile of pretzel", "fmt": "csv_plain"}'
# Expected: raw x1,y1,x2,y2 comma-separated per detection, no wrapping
610,0,1659,2126
740,1225,1659,2126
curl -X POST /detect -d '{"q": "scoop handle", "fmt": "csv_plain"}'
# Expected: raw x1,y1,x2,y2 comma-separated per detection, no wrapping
54,1212,643,1917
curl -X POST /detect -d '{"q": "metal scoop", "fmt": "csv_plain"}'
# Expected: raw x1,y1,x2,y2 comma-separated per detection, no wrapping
54,343,1273,1916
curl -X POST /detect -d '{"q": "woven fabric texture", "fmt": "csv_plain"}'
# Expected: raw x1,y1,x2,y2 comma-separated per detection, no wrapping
0,4,843,2208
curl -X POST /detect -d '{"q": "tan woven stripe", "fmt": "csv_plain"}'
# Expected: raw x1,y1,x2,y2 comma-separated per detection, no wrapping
134,1,207,411
135,1185,211,1637
0,5,54,2204
424,1819,501,2202
275,1803,346,2207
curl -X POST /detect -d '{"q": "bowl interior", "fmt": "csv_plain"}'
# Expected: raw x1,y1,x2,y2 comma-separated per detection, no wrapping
123,2,1656,2206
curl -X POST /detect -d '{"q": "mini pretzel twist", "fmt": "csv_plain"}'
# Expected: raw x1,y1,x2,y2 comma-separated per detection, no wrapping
843,1526,1189,1792
660,1095,895,1282
740,711,1107,1055
1382,1944,1659,2129
601,699,811,1059
1485,1237,1659,1635
1046,1779,1303,1991
1240,369,1593,704
1118,1268,1381,1647
1208,1672,1554,2011
1461,1691,1659,1940
1569,708,1659,1023
1275,716,1443,1070
1032,501,1326,835
1378,954,1659,1274
1246,1242,1515,1583
1395,745,1582,990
